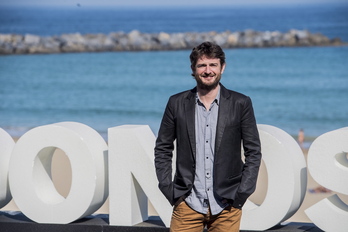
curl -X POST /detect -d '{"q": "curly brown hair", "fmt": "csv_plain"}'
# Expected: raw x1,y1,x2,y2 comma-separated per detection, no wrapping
189,41,226,69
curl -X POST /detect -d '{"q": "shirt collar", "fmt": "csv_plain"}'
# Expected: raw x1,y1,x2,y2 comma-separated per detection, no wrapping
196,87,221,106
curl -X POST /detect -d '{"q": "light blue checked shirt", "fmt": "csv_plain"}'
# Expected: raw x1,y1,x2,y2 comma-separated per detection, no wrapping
185,88,228,215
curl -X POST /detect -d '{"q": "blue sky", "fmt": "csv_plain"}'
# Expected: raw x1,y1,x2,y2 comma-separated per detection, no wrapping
0,0,347,7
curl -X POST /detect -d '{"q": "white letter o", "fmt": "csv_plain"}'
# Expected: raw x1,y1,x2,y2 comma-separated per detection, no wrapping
241,124,307,230
9,122,108,224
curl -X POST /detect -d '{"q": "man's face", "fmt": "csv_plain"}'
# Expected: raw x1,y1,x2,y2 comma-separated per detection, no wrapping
192,56,226,91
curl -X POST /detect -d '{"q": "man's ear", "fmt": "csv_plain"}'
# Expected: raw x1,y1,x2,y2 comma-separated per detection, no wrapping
221,63,226,74
191,65,196,76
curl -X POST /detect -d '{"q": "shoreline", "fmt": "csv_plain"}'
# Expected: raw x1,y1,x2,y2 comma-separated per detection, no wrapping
0,29,345,55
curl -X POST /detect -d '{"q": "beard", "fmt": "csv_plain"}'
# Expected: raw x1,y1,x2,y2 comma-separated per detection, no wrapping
194,73,221,91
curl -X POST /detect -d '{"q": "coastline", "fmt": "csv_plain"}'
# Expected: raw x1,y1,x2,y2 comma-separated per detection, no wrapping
0,29,345,55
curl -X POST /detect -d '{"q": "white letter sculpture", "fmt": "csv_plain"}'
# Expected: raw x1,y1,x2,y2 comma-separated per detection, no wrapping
0,128,15,208
108,125,172,226
8,122,108,224
241,124,307,230
305,127,348,232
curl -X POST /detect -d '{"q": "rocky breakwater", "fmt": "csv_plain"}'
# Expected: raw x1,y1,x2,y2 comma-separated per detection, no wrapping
0,29,344,55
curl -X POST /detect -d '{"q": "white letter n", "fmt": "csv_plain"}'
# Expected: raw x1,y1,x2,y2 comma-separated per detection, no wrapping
108,125,172,227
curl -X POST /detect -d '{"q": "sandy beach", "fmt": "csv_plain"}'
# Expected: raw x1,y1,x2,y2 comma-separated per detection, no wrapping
1,137,347,225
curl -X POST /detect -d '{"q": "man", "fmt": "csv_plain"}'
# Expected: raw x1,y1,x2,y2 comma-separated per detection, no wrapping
154,41,261,231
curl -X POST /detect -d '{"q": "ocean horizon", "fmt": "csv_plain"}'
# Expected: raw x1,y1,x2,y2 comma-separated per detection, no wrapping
1,3,348,40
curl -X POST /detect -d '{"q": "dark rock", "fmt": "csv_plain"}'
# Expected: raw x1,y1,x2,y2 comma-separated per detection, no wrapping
0,29,345,55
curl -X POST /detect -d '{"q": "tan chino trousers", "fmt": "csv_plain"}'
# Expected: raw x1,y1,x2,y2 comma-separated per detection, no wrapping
170,201,242,232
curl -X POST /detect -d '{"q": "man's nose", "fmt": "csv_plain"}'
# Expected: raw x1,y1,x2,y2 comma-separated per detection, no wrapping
204,66,211,74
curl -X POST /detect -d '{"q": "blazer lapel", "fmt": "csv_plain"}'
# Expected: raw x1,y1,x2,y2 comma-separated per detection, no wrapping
185,88,197,160
215,84,230,154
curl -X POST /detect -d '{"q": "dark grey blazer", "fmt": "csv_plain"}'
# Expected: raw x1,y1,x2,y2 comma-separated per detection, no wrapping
154,83,262,209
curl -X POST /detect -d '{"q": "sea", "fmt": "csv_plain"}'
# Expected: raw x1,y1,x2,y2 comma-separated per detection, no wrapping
0,3,347,147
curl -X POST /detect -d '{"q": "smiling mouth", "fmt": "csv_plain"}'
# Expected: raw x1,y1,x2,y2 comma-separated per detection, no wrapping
202,74,215,78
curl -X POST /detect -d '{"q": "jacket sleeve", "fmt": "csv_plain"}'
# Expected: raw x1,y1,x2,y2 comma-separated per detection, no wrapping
154,97,177,205
233,96,262,209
